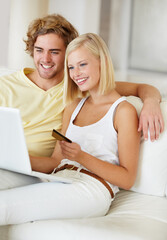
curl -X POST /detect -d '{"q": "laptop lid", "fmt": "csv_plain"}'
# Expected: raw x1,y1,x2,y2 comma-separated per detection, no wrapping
0,107,32,175
0,107,72,184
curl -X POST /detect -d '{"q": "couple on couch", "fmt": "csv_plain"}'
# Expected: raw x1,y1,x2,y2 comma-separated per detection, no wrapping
0,14,164,225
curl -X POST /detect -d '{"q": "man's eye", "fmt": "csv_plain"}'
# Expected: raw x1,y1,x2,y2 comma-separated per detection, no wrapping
36,49,42,52
51,51,59,54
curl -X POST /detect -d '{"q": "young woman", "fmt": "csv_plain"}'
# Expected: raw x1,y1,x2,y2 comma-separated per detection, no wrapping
0,33,140,225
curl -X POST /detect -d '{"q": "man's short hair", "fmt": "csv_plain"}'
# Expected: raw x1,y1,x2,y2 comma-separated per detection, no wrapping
24,14,79,57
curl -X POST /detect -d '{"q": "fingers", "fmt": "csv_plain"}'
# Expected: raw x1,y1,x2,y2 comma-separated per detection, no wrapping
159,116,165,133
138,115,163,141
59,141,81,160
138,98,164,141
138,117,148,140
59,141,73,157
154,116,161,140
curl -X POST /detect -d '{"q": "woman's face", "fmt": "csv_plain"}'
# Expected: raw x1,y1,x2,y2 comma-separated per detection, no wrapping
67,46,100,93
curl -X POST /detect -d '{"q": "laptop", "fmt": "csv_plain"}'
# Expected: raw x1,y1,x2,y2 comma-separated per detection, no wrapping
0,106,72,183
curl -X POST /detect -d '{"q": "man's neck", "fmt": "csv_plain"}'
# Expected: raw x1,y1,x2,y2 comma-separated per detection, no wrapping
26,70,63,91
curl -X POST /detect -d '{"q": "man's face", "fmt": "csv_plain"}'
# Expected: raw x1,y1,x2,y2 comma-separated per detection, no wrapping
33,33,66,80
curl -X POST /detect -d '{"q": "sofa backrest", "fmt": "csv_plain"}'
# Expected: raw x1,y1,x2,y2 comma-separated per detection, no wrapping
127,96,167,197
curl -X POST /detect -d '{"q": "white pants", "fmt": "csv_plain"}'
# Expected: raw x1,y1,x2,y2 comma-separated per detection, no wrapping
0,169,112,225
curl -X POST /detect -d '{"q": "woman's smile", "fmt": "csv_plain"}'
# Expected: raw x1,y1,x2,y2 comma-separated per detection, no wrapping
76,77,88,85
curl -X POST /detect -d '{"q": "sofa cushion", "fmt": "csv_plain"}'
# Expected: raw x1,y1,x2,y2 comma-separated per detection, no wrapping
127,96,167,197
1,190,167,240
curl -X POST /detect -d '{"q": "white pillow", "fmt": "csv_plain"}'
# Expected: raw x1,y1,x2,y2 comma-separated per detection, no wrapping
126,96,167,197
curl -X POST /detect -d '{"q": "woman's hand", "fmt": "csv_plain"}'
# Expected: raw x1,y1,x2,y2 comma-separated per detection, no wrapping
59,141,82,162
138,98,164,141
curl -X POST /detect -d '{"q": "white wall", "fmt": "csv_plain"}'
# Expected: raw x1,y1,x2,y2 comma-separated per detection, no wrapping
0,0,167,75
108,0,131,70
8,0,49,69
129,0,167,72
0,0,11,67
0,0,101,69
48,0,101,35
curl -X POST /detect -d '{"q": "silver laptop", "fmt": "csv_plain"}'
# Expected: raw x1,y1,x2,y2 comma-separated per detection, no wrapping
0,106,72,183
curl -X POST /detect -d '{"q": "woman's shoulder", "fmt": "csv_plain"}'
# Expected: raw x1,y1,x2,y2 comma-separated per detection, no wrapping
114,98,138,130
109,91,136,114
117,98,138,116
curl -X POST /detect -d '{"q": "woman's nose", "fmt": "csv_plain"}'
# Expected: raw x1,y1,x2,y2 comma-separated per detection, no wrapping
73,67,81,77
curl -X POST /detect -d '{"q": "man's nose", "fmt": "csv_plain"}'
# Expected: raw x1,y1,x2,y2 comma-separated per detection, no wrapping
43,52,51,62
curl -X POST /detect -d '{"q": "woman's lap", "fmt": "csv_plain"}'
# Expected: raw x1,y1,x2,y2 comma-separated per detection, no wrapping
0,170,112,225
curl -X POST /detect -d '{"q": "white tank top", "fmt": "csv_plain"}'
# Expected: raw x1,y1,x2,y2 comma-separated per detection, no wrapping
60,96,127,194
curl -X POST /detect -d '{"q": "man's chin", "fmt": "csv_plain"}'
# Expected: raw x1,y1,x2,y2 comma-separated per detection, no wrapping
38,70,56,80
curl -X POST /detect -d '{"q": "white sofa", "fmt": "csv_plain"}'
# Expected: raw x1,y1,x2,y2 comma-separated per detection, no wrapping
0,68,167,240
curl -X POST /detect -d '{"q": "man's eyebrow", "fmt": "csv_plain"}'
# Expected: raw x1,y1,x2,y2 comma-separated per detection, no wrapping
34,46,42,50
49,48,61,52
34,46,61,51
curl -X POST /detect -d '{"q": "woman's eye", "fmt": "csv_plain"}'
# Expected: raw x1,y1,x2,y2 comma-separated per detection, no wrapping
80,63,87,67
68,66,74,70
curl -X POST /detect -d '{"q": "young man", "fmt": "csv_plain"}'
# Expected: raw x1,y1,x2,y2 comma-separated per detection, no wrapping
0,14,164,160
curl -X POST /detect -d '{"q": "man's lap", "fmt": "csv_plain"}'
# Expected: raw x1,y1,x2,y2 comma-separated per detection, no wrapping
0,169,42,190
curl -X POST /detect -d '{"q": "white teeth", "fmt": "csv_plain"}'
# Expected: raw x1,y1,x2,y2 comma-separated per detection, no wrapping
42,65,52,69
77,78,87,83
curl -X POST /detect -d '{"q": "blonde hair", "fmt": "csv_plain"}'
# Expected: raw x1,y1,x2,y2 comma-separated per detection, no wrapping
24,14,78,57
64,33,115,104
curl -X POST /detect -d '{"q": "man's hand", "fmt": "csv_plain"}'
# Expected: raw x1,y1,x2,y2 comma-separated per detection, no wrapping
138,98,164,141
